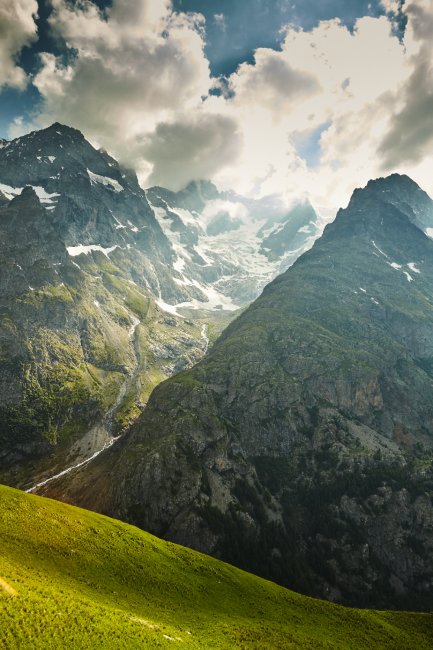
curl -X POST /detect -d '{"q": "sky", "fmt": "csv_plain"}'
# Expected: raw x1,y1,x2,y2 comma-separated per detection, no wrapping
1,0,433,211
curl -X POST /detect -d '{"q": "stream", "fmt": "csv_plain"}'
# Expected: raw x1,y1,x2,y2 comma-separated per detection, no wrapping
201,323,210,355
26,312,141,494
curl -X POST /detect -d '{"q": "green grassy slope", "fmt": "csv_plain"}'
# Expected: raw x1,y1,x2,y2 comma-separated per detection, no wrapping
1,485,432,649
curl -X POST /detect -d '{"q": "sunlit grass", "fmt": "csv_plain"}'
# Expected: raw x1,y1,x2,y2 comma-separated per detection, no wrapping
1,484,432,649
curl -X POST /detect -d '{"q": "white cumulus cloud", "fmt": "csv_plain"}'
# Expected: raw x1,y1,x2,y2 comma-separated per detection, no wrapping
0,0,38,91
211,15,411,207
28,0,242,188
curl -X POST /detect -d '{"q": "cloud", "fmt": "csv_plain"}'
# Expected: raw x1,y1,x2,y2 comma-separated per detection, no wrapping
214,13,226,31
0,0,38,91
13,0,433,209
230,49,321,119
29,0,221,185
212,14,410,207
141,112,243,190
377,0,433,169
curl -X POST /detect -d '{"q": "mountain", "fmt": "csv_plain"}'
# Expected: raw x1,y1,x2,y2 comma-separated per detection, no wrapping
0,124,209,487
0,123,328,319
0,184,208,487
0,123,321,497
3,485,431,650
35,173,433,610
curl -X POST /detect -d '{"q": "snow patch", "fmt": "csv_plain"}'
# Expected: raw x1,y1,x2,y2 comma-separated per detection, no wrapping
372,241,388,258
403,271,413,282
389,262,402,269
360,288,366,292
0,183,60,203
33,187,60,203
173,276,192,287
407,263,421,274
67,244,119,257
173,257,185,273
94,300,100,308
87,169,123,193
193,244,213,265
156,300,184,318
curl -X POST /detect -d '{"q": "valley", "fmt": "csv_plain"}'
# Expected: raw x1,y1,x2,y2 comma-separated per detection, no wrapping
2,123,433,618
30,172,433,610
5,0,433,645
0,123,319,492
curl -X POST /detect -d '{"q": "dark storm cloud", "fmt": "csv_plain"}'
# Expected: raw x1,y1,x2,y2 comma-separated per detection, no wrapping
141,113,243,190
378,1,433,169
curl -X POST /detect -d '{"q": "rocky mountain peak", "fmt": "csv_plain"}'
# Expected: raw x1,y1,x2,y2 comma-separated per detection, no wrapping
9,185,39,206
43,121,86,141
346,173,433,234
315,173,433,251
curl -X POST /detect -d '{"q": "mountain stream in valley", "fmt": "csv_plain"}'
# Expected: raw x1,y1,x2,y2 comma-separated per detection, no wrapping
26,312,141,494
201,323,210,355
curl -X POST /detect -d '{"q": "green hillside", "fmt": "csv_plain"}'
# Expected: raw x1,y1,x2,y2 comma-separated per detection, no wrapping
0,485,432,649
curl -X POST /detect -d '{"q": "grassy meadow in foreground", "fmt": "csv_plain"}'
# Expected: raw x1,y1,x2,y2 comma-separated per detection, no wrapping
0,484,432,649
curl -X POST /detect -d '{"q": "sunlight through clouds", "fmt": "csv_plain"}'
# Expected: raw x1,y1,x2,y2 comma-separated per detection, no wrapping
5,0,433,211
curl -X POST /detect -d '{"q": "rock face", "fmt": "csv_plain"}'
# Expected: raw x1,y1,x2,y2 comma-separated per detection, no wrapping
0,122,325,312
0,123,181,302
40,173,433,611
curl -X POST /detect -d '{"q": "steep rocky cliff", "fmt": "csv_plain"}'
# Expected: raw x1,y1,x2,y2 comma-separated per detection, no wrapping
37,173,433,611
